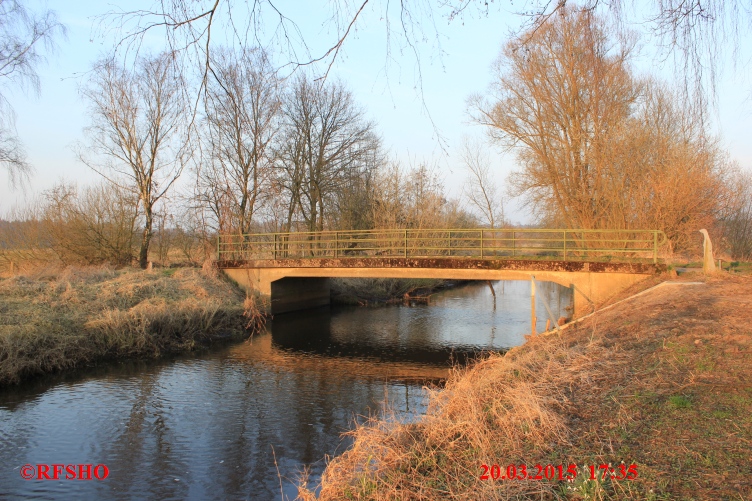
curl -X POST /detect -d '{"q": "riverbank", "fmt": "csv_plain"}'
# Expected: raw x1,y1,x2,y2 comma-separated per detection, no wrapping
0,266,249,386
298,272,752,500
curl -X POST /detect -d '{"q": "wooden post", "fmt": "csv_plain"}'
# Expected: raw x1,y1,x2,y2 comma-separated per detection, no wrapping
531,275,536,336
404,229,408,258
546,319,551,332
335,232,338,259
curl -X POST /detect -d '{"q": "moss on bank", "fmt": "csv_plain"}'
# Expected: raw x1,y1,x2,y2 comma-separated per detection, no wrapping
0,266,248,386
298,274,752,500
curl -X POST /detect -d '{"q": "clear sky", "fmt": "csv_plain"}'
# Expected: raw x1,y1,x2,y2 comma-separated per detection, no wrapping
2,0,751,224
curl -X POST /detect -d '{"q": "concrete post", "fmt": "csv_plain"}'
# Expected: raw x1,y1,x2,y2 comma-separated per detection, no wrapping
531,275,536,335
699,229,716,274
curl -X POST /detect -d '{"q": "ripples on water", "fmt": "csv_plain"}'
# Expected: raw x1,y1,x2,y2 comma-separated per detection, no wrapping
0,280,570,500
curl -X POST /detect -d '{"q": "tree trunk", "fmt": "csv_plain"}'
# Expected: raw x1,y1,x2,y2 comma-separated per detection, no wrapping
139,205,153,269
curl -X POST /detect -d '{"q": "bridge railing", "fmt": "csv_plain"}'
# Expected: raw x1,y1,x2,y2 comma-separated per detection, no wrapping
217,228,668,264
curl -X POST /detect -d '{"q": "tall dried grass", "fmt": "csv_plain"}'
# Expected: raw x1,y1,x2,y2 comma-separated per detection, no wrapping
0,266,249,385
299,332,622,500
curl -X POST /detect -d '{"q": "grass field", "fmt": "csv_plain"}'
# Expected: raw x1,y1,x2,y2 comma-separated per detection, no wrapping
0,265,249,386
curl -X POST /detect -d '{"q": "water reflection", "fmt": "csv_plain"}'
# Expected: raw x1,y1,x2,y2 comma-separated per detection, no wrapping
0,280,571,500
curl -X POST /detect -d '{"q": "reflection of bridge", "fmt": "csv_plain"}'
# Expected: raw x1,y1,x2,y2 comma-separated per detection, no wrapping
217,228,667,315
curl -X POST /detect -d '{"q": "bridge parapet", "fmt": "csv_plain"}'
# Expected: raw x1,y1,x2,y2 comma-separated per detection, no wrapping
217,228,668,264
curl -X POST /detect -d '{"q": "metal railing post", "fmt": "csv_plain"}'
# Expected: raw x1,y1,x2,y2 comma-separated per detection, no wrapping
563,230,567,261
653,231,658,264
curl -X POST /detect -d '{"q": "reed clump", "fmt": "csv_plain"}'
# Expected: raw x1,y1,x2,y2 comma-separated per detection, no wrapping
0,265,248,385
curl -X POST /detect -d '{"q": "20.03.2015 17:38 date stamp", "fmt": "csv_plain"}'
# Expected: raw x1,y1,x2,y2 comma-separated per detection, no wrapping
480,463,638,481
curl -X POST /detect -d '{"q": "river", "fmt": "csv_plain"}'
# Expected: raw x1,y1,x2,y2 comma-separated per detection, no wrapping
0,279,571,500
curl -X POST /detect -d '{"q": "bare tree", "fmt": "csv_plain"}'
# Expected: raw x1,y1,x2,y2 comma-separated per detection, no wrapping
80,53,189,268
606,82,732,252
472,7,638,230
473,7,731,253
721,169,752,260
42,181,139,266
276,74,382,233
197,47,282,235
460,137,504,229
0,0,64,189
370,160,453,230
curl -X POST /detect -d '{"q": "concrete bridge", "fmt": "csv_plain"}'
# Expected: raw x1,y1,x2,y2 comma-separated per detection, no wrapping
217,228,667,315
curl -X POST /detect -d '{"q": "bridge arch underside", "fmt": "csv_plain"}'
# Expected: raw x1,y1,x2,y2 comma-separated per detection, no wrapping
221,259,661,315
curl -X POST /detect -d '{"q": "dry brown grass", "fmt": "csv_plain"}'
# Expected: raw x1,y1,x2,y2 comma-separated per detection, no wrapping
0,265,249,385
299,273,752,500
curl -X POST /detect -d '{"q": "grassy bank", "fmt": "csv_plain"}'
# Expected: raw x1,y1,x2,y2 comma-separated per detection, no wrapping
0,266,249,386
298,273,752,500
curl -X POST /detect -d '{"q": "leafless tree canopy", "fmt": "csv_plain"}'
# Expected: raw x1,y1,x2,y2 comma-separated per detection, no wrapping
42,181,139,266
473,8,638,228
198,47,282,235
276,74,382,233
461,137,504,229
80,53,190,268
721,169,752,259
473,7,732,252
0,0,64,189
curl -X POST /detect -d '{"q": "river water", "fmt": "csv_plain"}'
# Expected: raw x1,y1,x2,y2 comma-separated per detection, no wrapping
0,280,571,500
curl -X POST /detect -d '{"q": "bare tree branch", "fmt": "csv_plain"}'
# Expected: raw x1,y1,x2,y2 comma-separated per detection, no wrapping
0,0,65,190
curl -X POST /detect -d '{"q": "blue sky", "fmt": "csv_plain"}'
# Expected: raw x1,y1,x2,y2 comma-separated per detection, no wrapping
2,0,751,223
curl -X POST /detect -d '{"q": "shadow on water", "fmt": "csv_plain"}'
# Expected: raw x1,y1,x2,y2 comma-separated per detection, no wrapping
270,306,487,368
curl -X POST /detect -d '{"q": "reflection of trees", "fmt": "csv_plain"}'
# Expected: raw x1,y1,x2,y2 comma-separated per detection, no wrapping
106,372,189,499
207,334,436,496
